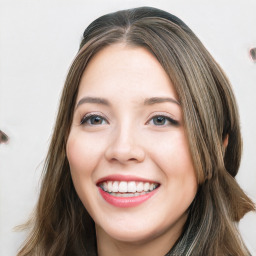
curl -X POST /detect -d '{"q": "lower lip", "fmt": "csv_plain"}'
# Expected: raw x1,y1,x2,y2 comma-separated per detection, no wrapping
98,187,159,208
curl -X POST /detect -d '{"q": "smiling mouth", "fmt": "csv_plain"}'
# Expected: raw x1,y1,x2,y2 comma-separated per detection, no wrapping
98,181,160,197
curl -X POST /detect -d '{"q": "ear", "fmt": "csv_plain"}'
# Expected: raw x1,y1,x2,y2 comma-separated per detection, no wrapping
223,134,229,148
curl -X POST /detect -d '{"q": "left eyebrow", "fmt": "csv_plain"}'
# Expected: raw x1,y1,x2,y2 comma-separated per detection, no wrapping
76,97,110,109
144,97,180,106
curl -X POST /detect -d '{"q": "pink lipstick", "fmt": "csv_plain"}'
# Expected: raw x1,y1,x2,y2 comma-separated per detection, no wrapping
97,175,160,208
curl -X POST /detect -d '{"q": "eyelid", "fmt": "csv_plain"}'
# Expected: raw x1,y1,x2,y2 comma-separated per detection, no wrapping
79,111,179,126
80,112,109,125
146,112,179,126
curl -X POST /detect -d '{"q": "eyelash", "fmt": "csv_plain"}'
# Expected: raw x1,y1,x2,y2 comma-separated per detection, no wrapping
147,115,179,126
80,113,179,127
80,113,108,126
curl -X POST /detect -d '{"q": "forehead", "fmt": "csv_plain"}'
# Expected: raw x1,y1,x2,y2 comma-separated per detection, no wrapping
77,43,178,101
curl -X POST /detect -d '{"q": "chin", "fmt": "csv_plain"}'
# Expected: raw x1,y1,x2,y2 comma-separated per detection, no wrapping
105,227,159,244
96,218,171,245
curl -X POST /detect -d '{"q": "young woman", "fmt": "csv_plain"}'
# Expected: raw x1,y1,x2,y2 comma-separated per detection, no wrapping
18,6,255,256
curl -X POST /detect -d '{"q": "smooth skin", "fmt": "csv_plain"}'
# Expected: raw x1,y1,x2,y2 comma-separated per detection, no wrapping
66,43,198,256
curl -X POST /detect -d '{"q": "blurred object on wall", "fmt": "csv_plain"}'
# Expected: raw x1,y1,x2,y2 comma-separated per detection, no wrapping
0,130,9,144
249,48,256,62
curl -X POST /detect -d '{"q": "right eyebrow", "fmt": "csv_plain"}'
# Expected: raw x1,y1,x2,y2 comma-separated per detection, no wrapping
144,97,180,106
75,97,110,109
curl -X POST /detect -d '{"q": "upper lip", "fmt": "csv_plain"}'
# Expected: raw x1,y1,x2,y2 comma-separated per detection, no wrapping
96,174,160,185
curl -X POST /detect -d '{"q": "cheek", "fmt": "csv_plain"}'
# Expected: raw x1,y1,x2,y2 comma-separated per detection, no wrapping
149,130,197,187
66,132,103,176
66,136,87,173
66,132,105,209
153,131,193,167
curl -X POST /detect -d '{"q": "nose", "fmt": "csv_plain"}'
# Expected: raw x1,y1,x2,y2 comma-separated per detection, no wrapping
104,126,145,164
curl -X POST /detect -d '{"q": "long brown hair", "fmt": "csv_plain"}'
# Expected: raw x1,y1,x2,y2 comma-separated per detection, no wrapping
18,7,255,256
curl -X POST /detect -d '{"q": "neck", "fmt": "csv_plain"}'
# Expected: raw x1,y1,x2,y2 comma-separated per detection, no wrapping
95,213,187,256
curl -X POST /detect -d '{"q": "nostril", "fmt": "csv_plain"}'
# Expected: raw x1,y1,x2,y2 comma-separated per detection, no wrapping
0,130,9,144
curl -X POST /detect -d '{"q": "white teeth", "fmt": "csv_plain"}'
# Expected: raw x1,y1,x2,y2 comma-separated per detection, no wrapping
144,182,150,191
136,182,144,192
100,180,159,194
119,181,128,193
107,181,113,192
150,183,155,191
112,181,119,192
103,182,108,191
127,181,136,192
109,191,148,197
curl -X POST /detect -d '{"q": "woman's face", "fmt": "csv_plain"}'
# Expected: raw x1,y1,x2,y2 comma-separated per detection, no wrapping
66,44,197,244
